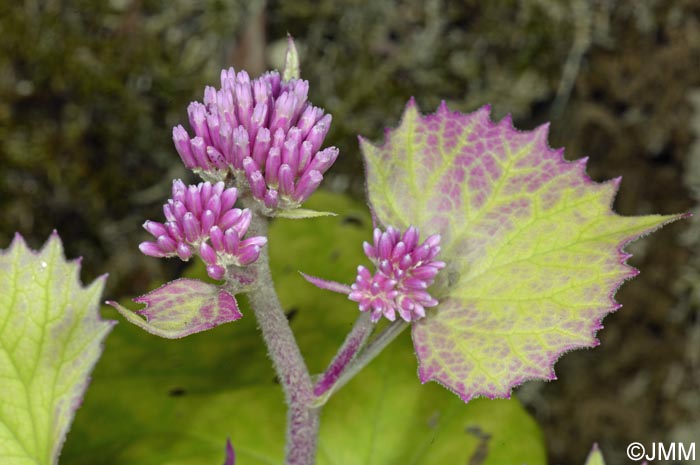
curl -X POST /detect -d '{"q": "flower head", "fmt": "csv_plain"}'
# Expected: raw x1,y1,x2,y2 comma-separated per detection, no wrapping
139,180,267,280
349,226,445,322
172,68,337,213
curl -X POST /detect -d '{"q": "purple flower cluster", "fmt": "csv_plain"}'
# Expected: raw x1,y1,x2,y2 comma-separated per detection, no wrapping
172,68,337,212
140,180,267,280
349,226,445,322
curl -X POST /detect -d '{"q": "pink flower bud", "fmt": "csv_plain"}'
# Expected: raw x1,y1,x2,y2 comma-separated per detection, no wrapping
265,147,281,186
297,106,324,139
190,137,209,169
253,78,270,105
203,86,217,107
264,189,279,209
173,67,337,210
349,226,443,322
252,128,271,168
306,114,332,154
187,102,211,146
199,242,218,266
293,170,323,203
140,180,267,271
278,164,295,197
207,146,227,170
206,195,221,218
176,243,193,261
206,112,221,148
223,228,239,254
272,127,286,150
207,265,226,280
248,170,267,200
282,135,301,174
235,82,253,133
139,241,164,257
182,212,201,243
201,210,216,234
171,201,187,222
173,126,196,168
297,141,314,174
166,222,184,242
220,187,237,211
232,126,249,170
250,102,269,141
156,235,177,253
143,220,168,238
219,209,243,232
237,245,261,266
210,226,225,252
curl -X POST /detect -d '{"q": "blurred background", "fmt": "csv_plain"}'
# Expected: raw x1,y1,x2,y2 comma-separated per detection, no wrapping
1,0,699,463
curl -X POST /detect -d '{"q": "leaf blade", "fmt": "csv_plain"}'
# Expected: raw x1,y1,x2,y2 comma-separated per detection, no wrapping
108,278,242,339
362,101,685,401
0,233,114,465
272,209,337,219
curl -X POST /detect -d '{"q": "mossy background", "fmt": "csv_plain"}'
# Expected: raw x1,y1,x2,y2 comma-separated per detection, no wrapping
1,0,699,463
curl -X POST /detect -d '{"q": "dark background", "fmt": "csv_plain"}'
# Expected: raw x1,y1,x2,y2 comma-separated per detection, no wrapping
1,1,698,463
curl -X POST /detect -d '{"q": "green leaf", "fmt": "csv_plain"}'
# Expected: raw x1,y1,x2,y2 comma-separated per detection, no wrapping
271,208,337,219
282,34,300,81
317,333,545,465
0,232,114,465
62,191,545,464
361,100,685,402
108,279,242,339
583,444,605,465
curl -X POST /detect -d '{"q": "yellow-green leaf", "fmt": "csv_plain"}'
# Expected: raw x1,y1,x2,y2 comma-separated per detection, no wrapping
362,100,685,401
0,233,114,465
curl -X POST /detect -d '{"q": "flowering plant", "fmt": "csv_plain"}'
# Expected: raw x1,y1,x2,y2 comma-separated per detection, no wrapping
0,37,684,465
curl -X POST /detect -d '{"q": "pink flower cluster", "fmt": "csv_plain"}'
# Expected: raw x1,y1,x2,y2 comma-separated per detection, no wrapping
172,68,337,212
140,180,267,279
349,226,445,322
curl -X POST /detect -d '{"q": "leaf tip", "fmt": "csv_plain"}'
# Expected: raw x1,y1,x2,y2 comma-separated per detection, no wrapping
417,365,429,384
400,97,421,120
499,113,513,127
282,33,300,81
223,438,236,465
9,231,27,250
105,300,121,310
299,271,352,294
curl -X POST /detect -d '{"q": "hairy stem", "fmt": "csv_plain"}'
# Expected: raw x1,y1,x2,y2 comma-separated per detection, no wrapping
313,312,374,397
242,207,319,465
317,320,409,404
